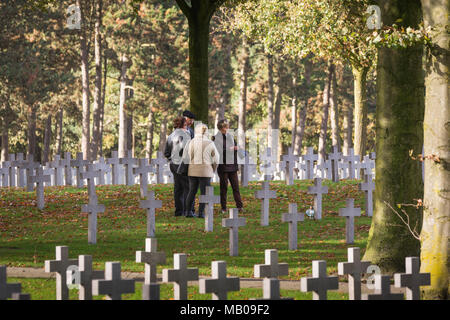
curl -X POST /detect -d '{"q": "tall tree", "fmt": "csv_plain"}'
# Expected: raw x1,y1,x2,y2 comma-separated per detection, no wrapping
175,0,226,123
420,0,449,300
363,0,425,272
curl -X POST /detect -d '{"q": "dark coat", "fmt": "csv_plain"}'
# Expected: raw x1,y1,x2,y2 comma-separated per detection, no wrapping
213,132,239,173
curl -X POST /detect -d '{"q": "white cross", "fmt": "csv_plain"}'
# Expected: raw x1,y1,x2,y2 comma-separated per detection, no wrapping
67,255,104,300
199,261,240,300
59,152,73,186
303,147,318,179
260,147,276,178
327,146,342,182
338,199,361,244
255,181,277,226
394,257,430,300
29,167,51,209
140,191,162,237
8,154,16,187
70,152,88,188
133,158,154,198
344,148,360,179
92,262,135,300
359,173,374,217
95,157,111,185
282,147,298,185
307,178,328,220
254,249,289,278
120,150,137,186
0,161,11,187
49,155,64,186
222,208,246,256
362,275,404,300
162,253,199,300
300,260,338,300
106,151,121,185
44,246,78,300
199,186,220,232
21,154,40,191
12,153,26,187
282,203,304,250
81,194,105,244
136,238,166,284
0,266,21,300
81,163,101,200
151,151,168,184
337,247,371,300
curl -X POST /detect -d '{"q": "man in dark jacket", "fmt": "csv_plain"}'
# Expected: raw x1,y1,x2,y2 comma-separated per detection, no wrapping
164,116,191,216
183,110,195,139
213,119,244,213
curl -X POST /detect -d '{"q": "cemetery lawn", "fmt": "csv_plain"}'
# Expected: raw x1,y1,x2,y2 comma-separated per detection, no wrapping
10,277,349,300
0,180,370,280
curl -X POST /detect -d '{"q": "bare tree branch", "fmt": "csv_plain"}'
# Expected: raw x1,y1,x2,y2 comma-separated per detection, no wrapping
384,201,421,240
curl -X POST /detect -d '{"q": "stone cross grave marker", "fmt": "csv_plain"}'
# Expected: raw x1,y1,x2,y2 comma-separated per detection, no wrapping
300,260,338,300
12,153,26,187
92,262,135,300
81,163,102,200
151,151,168,184
394,257,430,300
59,152,73,186
106,151,121,185
337,247,371,300
316,159,331,180
43,166,54,188
0,161,10,187
142,283,160,301
199,261,240,300
360,155,375,176
199,186,220,232
343,148,360,179
140,191,162,237
120,150,137,186
136,238,166,284
303,147,318,179
362,275,404,300
282,203,304,250
254,249,289,279
11,292,31,300
338,199,361,244
49,155,64,186
260,147,276,179
22,154,40,191
282,147,298,186
81,194,105,244
307,178,328,220
240,152,255,187
8,154,16,187
359,173,375,217
67,255,105,300
297,157,307,180
44,246,78,300
162,253,199,300
261,278,293,300
0,266,22,300
222,208,246,256
255,180,277,226
71,152,88,188
30,167,51,209
95,157,111,185
338,159,349,179
133,158,154,198
327,146,342,182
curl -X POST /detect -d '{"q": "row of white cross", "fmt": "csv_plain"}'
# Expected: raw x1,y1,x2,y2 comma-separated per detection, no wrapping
0,245,430,300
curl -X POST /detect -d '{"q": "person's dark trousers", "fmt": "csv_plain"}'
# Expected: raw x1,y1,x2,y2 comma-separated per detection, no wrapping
218,171,243,210
172,172,189,216
185,177,211,217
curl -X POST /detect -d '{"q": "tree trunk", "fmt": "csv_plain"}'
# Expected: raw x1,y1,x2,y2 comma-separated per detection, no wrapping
363,0,424,273
91,0,103,161
145,108,154,159
267,54,275,152
78,0,90,161
27,106,37,160
1,119,8,162
118,54,128,158
42,115,52,164
329,66,341,151
291,74,298,148
353,65,370,158
55,108,63,155
343,102,353,155
237,36,249,150
294,60,312,156
99,48,107,157
214,102,225,131
318,62,333,161
420,0,449,300
159,119,167,153
127,113,133,156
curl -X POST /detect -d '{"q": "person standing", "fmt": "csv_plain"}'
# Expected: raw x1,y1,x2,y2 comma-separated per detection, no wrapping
184,123,219,218
183,110,196,139
164,116,191,216
213,119,244,214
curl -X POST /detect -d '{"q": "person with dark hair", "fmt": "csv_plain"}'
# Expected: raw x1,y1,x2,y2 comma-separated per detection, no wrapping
213,119,244,214
164,116,191,216
183,123,219,218
183,110,195,139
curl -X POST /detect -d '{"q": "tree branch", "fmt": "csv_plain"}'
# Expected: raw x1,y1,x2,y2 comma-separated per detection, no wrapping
384,201,421,241
175,0,192,21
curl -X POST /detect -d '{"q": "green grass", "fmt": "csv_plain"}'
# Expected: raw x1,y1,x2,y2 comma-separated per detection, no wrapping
0,179,370,281
9,277,349,300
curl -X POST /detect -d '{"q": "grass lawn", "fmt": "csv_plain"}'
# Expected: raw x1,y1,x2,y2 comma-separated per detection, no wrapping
0,179,370,283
